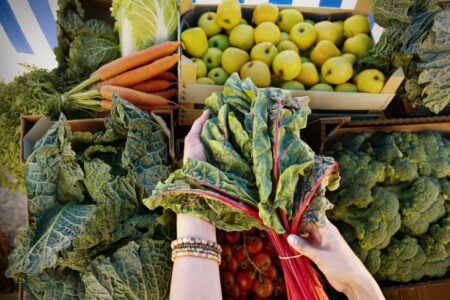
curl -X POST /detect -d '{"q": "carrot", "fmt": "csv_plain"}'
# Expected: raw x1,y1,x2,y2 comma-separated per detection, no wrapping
152,89,177,99
153,71,177,81
100,85,172,106
97,54,180,88
130,80,175,93
101,100,112,111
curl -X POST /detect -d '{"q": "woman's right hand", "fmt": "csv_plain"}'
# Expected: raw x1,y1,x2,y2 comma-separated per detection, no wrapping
287,218,385,300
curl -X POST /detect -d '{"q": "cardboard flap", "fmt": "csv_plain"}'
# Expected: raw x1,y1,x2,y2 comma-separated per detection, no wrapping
23,116,54,161
353,0,371,15
381,68,405,94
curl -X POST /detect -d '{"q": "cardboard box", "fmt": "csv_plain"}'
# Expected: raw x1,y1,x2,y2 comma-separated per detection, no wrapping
177,0,405,125
20,110,175,164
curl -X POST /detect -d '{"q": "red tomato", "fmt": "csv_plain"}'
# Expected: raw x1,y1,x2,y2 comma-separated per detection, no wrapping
245,237,263,254
233,245,246,262
221,271,235,291
225,283,240,298
264,265,278,281
246,228,258,236
225,231,241,244
253,277,274,298
238,289,249,300
274,280,286,295
254,252,272,272
236,270,255,291
251,297,264,300
239,258,251,270
262,240,277,257
217,230,224,244
219,259,227,271
227,256,239,273
222,244,233,261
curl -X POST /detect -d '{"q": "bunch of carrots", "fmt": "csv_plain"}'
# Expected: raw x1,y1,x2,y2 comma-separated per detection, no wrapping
59,41,181,113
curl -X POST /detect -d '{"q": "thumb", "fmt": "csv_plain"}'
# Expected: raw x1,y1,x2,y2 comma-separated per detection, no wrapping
287,234,319,262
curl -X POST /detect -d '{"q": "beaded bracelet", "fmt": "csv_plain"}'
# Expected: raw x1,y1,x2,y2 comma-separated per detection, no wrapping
171,238,222,264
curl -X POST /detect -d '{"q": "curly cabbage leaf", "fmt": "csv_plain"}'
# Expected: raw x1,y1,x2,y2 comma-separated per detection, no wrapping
112,0,178,56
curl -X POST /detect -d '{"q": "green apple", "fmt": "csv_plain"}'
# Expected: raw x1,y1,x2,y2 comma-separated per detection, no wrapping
310,83,334,91
277,9,304,33
321,56,353,85
302,47,313,59
304,19,315,25
301,56,311,63
272,50,301,81
181,27,208,57
335,82,358,92
253,2,279,25
225,19,248,35
356,69,385,93
281,81,305,90
280,32,290,42
333,21,345,46
208,34,230,51
314,21,339,44
341,53,357,65
216,0,242,29
343,15,370,38
196,77,215,85
277,40,299,53
222,47,250,74
310,40,341,67
198,12,222,37
208,67,230,85
343,33,372,57
192,58,207,78
202,48,223,70
250,42,279,67
296,62,319,87
240,60,271,87
290,22,317,51
319,73,327,83
230,24,255,51
255,22,281,44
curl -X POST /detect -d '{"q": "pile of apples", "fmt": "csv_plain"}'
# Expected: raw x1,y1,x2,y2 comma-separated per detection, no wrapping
181,0,386,93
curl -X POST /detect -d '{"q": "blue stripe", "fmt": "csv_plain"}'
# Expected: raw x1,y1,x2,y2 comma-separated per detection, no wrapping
28,0,56,49
269,0,294,4
319,0,342,8
0,0,33,54
368,10,375,28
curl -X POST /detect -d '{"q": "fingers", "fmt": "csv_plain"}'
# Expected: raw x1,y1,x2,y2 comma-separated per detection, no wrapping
287,234,319,262
187,110,210,138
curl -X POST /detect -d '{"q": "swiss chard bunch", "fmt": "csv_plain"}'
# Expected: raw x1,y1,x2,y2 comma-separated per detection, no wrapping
144,74,340,300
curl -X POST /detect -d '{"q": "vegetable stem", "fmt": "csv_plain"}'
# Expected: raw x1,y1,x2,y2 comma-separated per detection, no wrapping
67,74,101,95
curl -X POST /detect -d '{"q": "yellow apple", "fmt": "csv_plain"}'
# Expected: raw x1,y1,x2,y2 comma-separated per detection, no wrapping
225,19,248,35
335,82,358,92
250,42,279,67
277,9,304,33
281,81,305,90
343,15,370,38
255,22,281,44
356,69,385,93
290,22,317,51
192,58,207,78
321,57,353,85
240,60,271,87
280,32,290,42
315,21,340,44
341,53,357,65
230,24,255,51
296,62,319,87
343,33,373,57
310,40,341,67
181,27,208,57
272,50,301,81
217,0,242,29
196,77,215,85
253,3,279,25
222,47,250,74
198,12,222,37
333,21,344,46
310,83,334,91
277,40,299,53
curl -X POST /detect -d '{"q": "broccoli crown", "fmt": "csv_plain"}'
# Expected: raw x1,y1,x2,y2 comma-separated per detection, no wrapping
327,130,450,283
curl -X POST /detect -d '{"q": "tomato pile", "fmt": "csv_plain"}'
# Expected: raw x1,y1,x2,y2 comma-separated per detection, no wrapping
218,228,287,300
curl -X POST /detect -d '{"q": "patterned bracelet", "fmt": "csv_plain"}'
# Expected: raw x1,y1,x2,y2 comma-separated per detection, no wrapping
171,238,222,264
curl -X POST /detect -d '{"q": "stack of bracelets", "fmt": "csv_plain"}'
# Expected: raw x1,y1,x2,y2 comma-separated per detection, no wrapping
171,238,222,265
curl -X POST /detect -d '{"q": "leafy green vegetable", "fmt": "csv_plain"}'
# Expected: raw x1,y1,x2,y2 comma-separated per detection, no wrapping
7,98,173,298
112,0,178,55
326,130,450,282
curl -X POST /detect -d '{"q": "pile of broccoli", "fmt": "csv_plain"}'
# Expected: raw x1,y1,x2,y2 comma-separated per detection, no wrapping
326,131,450,282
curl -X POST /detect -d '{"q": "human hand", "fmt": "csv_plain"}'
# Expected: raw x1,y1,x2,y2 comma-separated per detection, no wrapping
183,110,209,164
287,218,384,300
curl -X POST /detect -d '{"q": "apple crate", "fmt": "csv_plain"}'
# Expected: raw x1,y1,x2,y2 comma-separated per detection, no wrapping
177,0,405,125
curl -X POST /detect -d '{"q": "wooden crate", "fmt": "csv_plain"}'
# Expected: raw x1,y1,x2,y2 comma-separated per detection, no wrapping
177,0,405,125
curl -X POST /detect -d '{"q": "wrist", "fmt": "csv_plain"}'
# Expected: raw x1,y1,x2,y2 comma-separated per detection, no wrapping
177,214,216,241
342,269,384,300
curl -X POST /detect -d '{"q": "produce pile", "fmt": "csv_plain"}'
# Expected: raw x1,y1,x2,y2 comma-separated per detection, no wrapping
6,98,174,299
326,130,450,282
218,229,286,299
145,74,340,299
182,0,387,93
359,0,450,113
